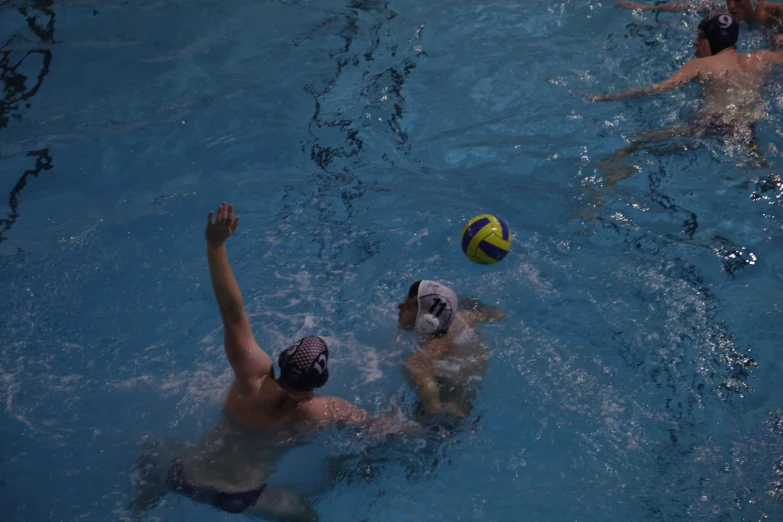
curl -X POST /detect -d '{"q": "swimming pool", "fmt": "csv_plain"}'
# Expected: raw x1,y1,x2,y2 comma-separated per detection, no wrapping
2,0,783,520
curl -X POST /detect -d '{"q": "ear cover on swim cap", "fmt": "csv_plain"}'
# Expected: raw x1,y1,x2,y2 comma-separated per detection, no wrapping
278,336,329,391
415,281,458,335
699,12,739,55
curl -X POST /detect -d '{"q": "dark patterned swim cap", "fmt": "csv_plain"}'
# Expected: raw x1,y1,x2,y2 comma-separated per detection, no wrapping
277,336,329,391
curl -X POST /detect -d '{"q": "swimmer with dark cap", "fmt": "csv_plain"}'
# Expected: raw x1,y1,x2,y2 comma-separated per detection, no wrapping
130,202,415,522
615,1,783,47
397,280,504,421
587,13,783,187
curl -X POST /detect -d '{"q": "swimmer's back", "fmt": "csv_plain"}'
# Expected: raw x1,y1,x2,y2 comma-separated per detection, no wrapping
224,374,367,432
696,49,774,74
695,51,774,121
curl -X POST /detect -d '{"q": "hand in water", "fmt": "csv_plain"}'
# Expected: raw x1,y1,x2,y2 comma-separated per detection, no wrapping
772,34,783,49
205,202,240,247
615,1,648,9
585,93,608,101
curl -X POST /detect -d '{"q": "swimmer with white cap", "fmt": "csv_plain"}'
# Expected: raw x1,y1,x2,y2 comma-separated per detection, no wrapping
397,280,504,421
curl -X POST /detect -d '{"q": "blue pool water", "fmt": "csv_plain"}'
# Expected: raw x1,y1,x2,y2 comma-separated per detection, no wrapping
2,0,783,520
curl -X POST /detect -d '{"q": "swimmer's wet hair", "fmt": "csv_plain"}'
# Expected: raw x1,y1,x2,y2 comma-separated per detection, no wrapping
408,280,422,300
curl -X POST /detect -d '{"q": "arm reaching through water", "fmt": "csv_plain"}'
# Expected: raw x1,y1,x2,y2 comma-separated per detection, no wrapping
759,46,783,62
307,396,422,435
401,337,466,418
587,59,701,101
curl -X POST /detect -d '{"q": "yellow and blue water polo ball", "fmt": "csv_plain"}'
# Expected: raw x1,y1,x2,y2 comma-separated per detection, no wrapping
460,214,511,264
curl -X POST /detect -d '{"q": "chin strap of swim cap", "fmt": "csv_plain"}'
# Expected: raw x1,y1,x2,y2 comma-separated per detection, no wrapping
415,280,458,335
699,12,739,55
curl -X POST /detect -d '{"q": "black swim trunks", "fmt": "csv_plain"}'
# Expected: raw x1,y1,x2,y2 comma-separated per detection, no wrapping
687,114,755,145
166,459,266,514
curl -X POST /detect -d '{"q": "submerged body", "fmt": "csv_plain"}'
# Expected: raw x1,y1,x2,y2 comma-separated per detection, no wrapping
407,312,490,418
164,415,315,517
397,281,503,420
692,48,771,131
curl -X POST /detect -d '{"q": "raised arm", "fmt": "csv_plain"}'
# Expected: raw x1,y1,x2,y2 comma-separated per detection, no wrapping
755,0,783,24
763,1,783,47
205,202,273,390
587,60,700,101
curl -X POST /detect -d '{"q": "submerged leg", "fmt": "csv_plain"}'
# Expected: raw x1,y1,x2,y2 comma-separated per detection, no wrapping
127,438,188,520
598,124,693,188
746,135,772,170
243,484,320,522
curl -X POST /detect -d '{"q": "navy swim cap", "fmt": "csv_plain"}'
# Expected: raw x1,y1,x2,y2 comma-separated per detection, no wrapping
278,336,329,392
698,12,739,55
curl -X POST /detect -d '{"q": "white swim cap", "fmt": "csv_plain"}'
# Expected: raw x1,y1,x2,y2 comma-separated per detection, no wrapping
415,280,458,335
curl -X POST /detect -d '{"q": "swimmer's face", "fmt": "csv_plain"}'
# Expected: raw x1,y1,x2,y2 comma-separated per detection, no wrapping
397,296,418,329
694,29,711,58
726,0,751,21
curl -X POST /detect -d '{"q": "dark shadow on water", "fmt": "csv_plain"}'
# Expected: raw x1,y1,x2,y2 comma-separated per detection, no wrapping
0,149,53,243
0,1,56,244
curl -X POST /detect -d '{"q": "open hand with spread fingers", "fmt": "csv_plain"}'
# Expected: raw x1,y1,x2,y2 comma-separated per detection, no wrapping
205,202,240,248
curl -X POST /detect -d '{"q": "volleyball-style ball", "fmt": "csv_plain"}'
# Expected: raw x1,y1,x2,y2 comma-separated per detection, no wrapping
460,214,511,264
